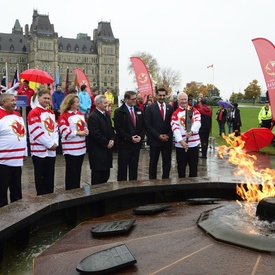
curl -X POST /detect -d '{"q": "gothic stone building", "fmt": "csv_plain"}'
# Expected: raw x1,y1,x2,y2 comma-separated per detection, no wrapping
0,10,119,95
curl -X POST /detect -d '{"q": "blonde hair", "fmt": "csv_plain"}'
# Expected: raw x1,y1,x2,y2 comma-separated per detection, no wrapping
32,87,40,102
60,94,79,114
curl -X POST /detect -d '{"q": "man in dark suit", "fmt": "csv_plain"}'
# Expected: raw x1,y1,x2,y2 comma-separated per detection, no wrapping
232,102,242,136
114,91,145,181
87,95,116,185
145,88,174,179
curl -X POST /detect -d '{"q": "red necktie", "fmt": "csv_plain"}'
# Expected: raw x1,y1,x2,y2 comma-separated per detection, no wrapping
130,107,136,127
160,103,164,120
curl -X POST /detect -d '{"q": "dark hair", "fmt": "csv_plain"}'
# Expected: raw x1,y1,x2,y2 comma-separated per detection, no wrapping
56,83,61,88
67,87,78,94
188,94,193,100
201,98,207,104
23,80,29,84
124,91,136,99
80,84,87,91
156,88,167,95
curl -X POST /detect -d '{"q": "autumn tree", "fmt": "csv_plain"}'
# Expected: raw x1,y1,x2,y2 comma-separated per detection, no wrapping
230,92,244,102
183,82,220,99
155,67,182,95
128,52,182,95
243,79,261,100
127,51,160,83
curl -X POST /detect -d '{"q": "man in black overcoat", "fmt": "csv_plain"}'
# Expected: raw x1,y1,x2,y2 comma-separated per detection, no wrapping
114,91,145,181
232,102,242,136
145,88,174,179
87,95,115,185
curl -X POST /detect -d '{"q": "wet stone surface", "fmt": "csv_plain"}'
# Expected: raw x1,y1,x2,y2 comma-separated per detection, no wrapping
3,148,275,274
90,219,136,237
33,202,275,275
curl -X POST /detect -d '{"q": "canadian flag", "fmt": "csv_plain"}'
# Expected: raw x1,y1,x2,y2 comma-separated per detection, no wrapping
207,64,214,68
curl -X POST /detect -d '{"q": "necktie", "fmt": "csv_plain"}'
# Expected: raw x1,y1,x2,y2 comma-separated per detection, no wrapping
160,103,164,120
130,107,136,126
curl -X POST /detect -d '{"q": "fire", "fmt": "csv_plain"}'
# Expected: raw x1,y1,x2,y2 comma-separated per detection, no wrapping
218,133,275,215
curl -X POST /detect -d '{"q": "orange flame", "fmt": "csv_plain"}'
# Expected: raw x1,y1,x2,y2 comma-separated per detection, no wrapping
218,133,275,215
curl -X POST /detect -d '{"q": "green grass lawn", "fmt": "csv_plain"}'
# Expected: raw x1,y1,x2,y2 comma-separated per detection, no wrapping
211,105,275,154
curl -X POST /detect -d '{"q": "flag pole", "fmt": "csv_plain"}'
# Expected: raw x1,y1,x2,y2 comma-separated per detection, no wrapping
212,66,214,87
5,62,8,88
207,64,214,97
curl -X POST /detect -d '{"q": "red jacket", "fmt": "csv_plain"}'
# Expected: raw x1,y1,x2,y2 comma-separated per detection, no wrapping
17,86,34,106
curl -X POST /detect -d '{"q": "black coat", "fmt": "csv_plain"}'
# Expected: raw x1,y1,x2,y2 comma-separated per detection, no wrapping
216,108,227,123
87,109,115,170
197,104,212,133
145,102,174,146
233,108,242,127
113,103,145,150
232,108,242,134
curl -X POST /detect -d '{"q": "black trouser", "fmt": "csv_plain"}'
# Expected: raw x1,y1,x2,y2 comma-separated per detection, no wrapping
117,147,140,181
0,164,22,207
32,156,56,195
176,146,199,178
64,154,85,190
261,119,272,130
149,143,172,179
199,131,210,157
91,170,110,185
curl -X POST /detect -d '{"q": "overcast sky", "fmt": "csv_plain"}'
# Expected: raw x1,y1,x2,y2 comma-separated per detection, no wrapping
2,0,275,99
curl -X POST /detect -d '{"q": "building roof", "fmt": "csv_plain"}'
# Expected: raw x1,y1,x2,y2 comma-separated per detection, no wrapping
0,33,27,53
58,37,96,54
30,11,55,35
0,12,117,55
97,22,116,42
12,19,23,35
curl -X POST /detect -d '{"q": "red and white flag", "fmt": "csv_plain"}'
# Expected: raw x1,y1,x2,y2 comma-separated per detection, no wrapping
252,38,275,121
73,68,92,96
130,56,154,103
207,64,214,68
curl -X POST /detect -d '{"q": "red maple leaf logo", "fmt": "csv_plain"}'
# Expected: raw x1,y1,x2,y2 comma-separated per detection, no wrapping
179,116,186,128
75,119,85,131
10,120,25,141
43,116,54,135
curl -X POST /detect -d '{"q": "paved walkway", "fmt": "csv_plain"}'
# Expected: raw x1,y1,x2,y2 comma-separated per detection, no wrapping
21,145,228,197
21,145,275,198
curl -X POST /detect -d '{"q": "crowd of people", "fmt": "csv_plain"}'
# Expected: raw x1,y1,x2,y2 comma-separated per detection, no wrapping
216,102,242,137
215,98,273,139
4,83,272,208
